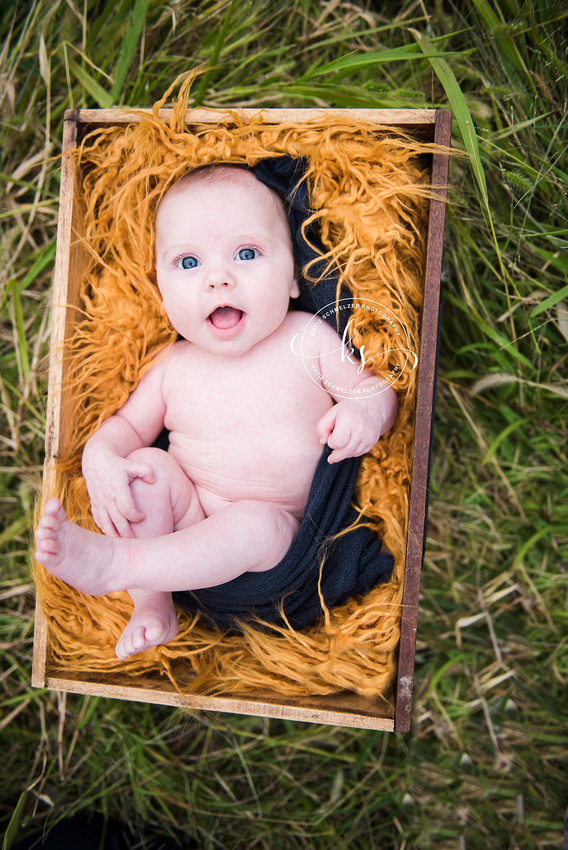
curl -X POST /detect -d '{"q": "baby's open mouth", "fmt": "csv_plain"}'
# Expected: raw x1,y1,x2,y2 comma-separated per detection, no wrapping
208,306,244,330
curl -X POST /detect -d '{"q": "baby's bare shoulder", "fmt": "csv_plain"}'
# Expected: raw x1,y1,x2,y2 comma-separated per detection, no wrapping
282,310,318,344
167,339,192,356
155,340,194,367
140,341,194,390
286,309,342,351
285,310,316,331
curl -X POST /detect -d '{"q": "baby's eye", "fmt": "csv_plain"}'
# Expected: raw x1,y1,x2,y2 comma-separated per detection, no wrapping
236,248,258,261
177,255,199,270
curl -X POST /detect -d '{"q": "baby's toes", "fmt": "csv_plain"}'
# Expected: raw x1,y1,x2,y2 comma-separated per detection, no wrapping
36,514,60,534
36,540,58,558
43,498,67,523
34,526,59,554
116,632,135,660
118,626,147,659
144,620,168,642
131,627,149,650
34,525,47,542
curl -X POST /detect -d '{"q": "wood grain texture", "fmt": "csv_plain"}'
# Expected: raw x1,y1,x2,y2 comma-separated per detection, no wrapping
395,109,452,732
45,676,395,730
32,114,85,689
44,114,88,489
64,106,438,126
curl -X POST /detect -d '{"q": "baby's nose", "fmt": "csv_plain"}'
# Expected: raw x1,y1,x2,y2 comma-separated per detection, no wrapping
204,265,236,290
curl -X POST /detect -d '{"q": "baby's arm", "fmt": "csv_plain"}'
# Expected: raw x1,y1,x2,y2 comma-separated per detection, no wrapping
82,359,167,537
314,322,398,464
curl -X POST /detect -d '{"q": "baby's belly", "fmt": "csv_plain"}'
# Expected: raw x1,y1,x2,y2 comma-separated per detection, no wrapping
167,432,323,519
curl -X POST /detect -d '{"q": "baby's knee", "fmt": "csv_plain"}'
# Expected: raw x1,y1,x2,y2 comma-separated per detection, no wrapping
272,507,300,547
128,447,201,528
241,501,299,566
128,446,170,470
128,447,185,486
127,447,179,501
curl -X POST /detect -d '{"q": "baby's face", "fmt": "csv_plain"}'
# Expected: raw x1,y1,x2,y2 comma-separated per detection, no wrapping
154,172,299,357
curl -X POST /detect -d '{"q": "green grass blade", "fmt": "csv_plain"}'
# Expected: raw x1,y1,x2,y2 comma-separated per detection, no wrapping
18,240,57,292
530,282,568,317
297,44,473,86
2,791,27,850
469,0,532,93
409,28,488,204
0,173,40,192
481,417,529,465
5,281,30,380
0,202,57,222
70,61,114,108
281,82,423,109
109,0,151,102
193,0,237,107
0,515,30,548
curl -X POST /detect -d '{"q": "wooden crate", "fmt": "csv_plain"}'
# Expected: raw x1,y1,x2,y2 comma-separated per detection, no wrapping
32,107,451,731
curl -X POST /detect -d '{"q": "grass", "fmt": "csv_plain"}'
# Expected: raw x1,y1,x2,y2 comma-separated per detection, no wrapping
1,0,567,847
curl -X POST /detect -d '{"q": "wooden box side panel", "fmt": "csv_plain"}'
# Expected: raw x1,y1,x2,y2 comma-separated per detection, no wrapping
45,117,89,484
44,676,395,731
70,106,438,126
395,109,452,731
69,107,439,148
32,114,88,688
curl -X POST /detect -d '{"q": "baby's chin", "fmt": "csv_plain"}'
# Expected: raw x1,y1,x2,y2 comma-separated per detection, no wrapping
181,329,258,359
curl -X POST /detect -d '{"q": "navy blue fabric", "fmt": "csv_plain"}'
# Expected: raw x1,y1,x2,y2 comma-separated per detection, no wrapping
253,156,352,335
171,156,394,632
173,446,394,632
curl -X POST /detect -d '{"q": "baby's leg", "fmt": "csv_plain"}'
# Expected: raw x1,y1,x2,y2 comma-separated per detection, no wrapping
115,448,206,660
124,448,207,537
35,495,299,597
35,448,206,660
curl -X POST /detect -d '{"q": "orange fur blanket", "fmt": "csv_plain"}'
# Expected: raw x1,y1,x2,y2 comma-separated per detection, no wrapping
34,75,433,700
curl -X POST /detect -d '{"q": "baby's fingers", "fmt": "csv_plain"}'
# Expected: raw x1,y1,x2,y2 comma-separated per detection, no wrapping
124,460,155,485
115,491,145,526
326,416,353,451
316,407,338,445
327,445,353,464
92,505,119,538
327,418,374,463
107,504,137,539
326,431,355,464
92,497,141,539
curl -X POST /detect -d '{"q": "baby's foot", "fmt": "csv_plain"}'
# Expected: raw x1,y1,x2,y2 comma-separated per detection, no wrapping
115,590,179,659
34,498,128,596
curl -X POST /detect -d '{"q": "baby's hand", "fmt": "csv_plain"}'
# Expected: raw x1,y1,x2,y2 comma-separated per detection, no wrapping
317,401,383,464
83,451,155,538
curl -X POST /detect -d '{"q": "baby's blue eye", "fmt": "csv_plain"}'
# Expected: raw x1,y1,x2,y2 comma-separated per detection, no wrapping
178,255,199,269
237,248,257,261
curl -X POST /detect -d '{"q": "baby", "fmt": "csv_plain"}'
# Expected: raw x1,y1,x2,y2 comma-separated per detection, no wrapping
35,166,397,659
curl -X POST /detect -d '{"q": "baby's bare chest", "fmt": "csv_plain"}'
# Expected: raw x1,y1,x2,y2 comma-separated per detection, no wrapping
163,336,328,438
158,338,331,507
170,361,300,435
